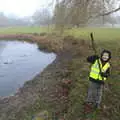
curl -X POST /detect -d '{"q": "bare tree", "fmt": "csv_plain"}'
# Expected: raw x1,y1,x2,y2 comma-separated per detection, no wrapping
32,8,52,27
53,1,67,33
53,0,120,28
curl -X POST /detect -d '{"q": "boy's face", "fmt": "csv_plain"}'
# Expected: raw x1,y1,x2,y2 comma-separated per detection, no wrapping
102,52,109,62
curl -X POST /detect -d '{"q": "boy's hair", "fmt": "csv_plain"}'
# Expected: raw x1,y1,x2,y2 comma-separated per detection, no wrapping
101,49,111,60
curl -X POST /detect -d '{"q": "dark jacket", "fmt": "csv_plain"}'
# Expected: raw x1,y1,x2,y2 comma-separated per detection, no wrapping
87,55,110,84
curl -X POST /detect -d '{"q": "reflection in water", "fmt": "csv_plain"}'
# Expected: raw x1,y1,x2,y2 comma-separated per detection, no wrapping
0,40,56,96
0,41,7,56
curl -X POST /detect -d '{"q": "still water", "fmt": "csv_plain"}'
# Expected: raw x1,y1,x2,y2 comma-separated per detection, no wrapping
0,40,56,96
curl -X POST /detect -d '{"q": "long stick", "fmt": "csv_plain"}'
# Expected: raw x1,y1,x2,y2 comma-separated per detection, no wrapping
90,33,97,55
90,33,103,79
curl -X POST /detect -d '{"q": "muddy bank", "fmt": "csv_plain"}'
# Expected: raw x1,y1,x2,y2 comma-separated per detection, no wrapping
0,56,69,119
0,33,64,53
0,34,89,119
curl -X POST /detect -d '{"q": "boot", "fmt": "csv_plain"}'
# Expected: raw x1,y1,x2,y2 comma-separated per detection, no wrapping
84,102,94,114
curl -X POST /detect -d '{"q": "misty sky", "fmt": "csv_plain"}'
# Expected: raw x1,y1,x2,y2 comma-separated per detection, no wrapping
0,0,53,17
0,0,119,18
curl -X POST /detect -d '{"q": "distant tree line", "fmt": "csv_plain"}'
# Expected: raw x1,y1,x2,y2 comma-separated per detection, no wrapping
0,12,31,27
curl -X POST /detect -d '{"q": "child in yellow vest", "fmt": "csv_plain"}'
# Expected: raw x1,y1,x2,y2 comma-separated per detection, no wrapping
86,50,111,109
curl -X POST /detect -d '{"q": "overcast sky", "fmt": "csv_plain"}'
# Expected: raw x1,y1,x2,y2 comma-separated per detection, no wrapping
0,0,119,18
0,0,53,17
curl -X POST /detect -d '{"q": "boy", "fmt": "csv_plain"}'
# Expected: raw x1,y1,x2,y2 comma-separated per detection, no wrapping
86,49,111,109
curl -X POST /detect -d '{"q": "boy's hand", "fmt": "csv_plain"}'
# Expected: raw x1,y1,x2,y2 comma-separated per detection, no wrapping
100,72,107,77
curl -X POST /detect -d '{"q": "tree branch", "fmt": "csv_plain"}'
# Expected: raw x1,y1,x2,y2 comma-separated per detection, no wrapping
88,6,120,20
99,6,120,16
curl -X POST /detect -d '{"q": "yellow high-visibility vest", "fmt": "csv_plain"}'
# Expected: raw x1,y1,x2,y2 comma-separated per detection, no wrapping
90,59,110,81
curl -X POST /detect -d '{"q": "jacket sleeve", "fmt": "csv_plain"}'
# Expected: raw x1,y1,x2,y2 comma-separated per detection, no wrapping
87,55,99,64
100,68,110,78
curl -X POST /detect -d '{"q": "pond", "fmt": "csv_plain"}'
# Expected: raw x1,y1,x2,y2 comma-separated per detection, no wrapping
0,40,56,96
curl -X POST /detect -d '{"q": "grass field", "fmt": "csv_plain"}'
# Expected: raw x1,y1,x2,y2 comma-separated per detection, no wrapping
65,27,120,41
0,26,120,41
0,26,51,34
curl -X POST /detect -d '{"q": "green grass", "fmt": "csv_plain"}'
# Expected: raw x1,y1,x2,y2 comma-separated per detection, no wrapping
0,26,53,34
0,26,120,42
65,44,120,120
63,28,120,120
64,27,120,41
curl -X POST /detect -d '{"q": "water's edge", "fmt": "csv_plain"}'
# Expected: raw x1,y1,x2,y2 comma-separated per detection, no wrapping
0,40,56,96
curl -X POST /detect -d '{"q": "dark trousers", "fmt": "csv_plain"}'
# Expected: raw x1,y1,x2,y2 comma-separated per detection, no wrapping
86,81,103,106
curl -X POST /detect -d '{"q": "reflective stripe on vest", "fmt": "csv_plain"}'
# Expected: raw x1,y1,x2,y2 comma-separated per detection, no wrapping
90,59,110,81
